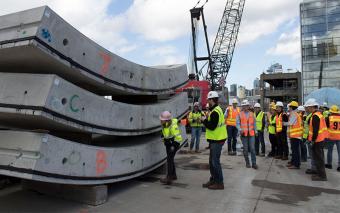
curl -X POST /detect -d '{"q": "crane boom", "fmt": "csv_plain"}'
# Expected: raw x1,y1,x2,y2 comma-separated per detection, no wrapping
208,0,246,90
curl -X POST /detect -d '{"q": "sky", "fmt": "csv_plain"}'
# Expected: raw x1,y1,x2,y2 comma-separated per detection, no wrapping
0,0,303,89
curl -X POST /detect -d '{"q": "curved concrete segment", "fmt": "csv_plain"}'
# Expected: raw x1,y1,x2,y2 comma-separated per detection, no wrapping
0,130,188,185
0,6,188,95
0,73,188,136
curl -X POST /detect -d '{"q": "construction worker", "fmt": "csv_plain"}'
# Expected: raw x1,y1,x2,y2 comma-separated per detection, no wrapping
268,105,277,157
286,101,303,169
254,103,265,156
275,101,289,160
237,100,258,169
188,102,205,153
297,106,308,162
321,102,330,118
204,103,211,150
202,91,227,190
325,105,340,172
303,102,317,175
224,98,240,155
159,111,183,185
304,99,328,181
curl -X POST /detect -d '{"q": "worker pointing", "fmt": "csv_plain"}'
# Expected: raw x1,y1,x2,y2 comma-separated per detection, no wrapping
159,111,183,185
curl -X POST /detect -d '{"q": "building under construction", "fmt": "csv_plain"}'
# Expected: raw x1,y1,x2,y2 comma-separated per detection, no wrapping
260,71,302,111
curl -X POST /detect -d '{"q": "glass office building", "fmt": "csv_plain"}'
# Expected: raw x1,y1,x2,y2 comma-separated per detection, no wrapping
300,0,340,99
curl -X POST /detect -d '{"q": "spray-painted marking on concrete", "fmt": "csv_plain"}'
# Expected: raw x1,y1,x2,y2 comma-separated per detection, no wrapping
99,52,111,76
70,94,80,112
96,150,107,175
41,28,52,42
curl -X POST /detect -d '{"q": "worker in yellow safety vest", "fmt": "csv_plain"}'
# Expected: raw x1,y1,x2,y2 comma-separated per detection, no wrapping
237,100,258,169
297,106,308,162
188,102,205,153
268,105,277,157
325,105,340,172
254,103,266,156
304,98,328,181
159,111,183,185
201,91,227,190
286,101,303,169
224,98,240,155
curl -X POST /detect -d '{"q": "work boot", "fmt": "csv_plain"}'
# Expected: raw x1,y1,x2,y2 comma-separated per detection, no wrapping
287,165,300,169
195,150,201,153
228,151,232,155
208,183,224,190
282,156,288,161
160,177,172,185
260,153,265,157
274,155,282,159
231,151,237,156
337,167,340,172
202,180,213,188
311,175,327,181
170,175,177,180
325,164,332,169
305,169,317,175
252,165,258,170
286,162,292,167
246,163,251,168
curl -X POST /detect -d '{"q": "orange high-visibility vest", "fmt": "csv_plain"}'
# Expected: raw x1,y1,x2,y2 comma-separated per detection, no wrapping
239,111,255,136
226,106,240,126
329,114,340,140
308,111,328,143
288,111,303,139
180,118,187,126
275,113,283,133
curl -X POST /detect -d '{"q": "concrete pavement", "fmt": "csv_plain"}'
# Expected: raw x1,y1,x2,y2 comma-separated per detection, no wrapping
0,135,340,213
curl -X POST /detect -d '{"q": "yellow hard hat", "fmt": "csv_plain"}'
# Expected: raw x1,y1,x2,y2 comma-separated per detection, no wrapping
289,101,299,107
271,105,276,110
329,105,339,114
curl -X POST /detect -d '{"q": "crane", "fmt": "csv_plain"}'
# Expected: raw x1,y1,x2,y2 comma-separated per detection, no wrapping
189,0,246,91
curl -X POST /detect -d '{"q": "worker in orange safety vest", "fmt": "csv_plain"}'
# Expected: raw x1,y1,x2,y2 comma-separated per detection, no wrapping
325,105,340,172
224,98,240,155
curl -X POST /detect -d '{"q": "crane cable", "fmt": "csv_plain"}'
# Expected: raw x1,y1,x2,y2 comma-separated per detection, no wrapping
193,0,208,8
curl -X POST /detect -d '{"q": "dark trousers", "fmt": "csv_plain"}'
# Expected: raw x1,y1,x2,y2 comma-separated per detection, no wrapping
277,132,288,157
269,134,278,156
227,125,238,152
165,141,180,178
255,131,265,154
209,142,224,184
300,140,308,161
312,142,327,178
290,138,301,167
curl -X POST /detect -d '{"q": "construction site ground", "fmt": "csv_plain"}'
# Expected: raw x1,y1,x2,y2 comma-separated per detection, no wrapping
1,133,340,213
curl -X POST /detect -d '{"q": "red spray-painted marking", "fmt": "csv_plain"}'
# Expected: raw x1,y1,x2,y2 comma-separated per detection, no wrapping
96,150,107,175
99,52,111,76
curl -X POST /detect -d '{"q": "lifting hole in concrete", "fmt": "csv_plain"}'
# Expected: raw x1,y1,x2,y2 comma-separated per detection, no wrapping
82,107,85,111
130,73,133,79
62,158,67,164
169,78,171,82
130,117,133,122
82,52,86,56
63,38,69,46
83,162,85,166
24,90,28,95
61,98,67,105
130,160,134,164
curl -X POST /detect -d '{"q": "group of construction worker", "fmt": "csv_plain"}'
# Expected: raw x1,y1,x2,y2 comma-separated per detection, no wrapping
158,91,340,188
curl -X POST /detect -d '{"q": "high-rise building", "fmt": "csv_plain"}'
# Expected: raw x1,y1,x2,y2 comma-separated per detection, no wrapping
230,84,237,97
238,85,246,99
266,63,283,73
253,77,260,96
300,0,340,99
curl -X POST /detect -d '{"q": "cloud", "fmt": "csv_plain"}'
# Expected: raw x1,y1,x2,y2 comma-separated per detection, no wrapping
144,45,185,65
266,27,301,59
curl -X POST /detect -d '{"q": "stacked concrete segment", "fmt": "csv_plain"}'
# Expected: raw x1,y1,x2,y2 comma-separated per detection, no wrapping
0,7,189,185
0,6,188,95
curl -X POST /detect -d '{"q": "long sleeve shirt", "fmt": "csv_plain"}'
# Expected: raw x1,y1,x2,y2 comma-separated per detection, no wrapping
311,113,320,142
236,111,257,133
203,104,219,130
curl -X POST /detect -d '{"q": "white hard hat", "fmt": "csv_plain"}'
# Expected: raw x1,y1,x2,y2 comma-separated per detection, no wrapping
194,102,199,107
232,98,238,104
241,100,250,106
297,106,305,112
322,102,329,108
207,91,219,99
254,103,261,108
159,111,172,121
276,101,284,107
304,98,319,107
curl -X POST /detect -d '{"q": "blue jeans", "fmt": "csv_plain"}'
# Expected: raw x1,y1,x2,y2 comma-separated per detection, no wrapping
290,138,301,167
190,127,202,151
255,131,265,154
227,125,238,152
307,142,316,170
241,136,256,165
209,142,224,184
327,140,340,167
